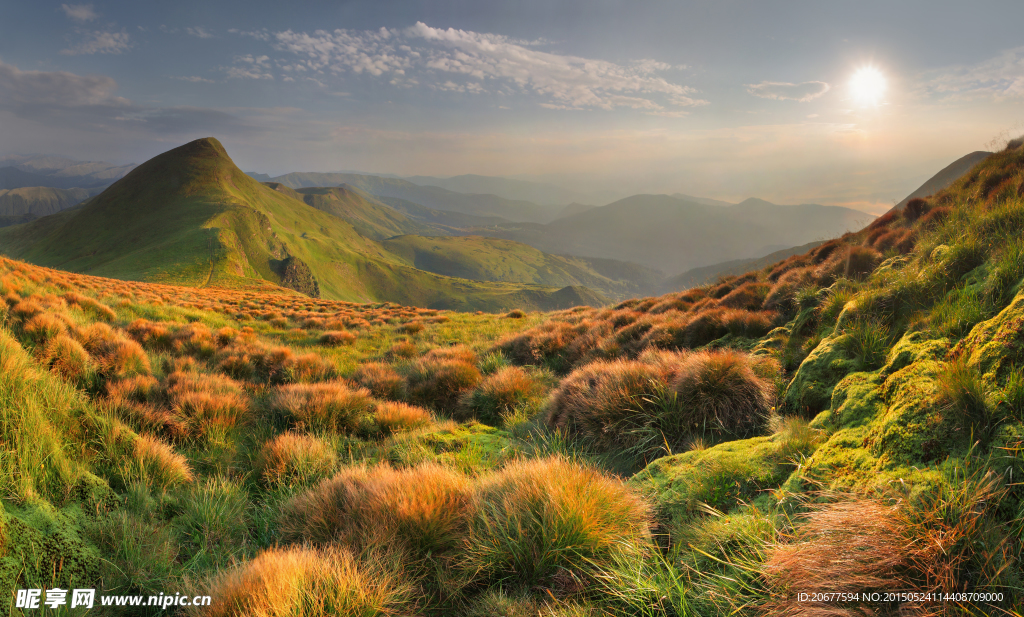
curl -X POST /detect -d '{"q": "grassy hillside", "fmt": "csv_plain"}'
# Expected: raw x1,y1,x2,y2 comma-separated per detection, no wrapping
381,234,661,299
661,241,824,292
888,151,992,213
265,184,435,241
0,139,1022,616
0,139,606,313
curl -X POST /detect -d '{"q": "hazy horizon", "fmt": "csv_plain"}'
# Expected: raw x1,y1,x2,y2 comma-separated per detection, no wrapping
2,1,1024,214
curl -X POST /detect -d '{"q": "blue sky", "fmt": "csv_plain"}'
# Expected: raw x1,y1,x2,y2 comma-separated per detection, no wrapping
1,1,1023,212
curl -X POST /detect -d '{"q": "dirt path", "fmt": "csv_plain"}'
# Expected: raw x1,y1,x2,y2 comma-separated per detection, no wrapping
202,230,216,288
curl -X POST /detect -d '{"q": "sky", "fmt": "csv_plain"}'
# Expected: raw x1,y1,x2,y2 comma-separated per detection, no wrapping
1,1,1023,213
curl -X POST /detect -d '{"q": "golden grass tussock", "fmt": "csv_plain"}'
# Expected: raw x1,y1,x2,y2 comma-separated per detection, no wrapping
166,371,249,433
815,245,883,282
22,311,69,344
63,290,118,321
669,349,777,436
545,358,671,452
469,456,651,590
717,282,771,311
10,299,43,320
401,321,425,334
317,330,356,346
387,340,418,359
286,353,337,383
41,333,95,385
407,357,482,413
98,339,152,381
371,401,433,435
422,344,477,365
126,318,174,350
107,374,161,407
350,362,406,401
280,463,475,565
132,432,194,490
215,336,294,382
270,381,375,435
201,546,409,617
459,366,545,425
254,432,337,488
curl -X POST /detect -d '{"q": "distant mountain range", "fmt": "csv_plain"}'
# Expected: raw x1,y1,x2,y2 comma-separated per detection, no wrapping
465,194,874,275
0,155,135,190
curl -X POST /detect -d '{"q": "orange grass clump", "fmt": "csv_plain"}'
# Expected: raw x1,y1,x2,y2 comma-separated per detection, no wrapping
371,401,432,435
350,362,406,401
254,432,337,488
270,381,375,435
459,366,544,425
201,546,409,617
280,463,475,567
469,456,652,591
406,357,482,413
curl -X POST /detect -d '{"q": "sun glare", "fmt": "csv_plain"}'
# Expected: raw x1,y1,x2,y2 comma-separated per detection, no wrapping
849,66,887,107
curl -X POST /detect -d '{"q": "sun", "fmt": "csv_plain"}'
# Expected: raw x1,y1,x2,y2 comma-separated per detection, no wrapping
849,66,887,107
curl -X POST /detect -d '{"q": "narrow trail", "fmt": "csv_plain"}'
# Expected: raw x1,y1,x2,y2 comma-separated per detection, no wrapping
202,231,216,288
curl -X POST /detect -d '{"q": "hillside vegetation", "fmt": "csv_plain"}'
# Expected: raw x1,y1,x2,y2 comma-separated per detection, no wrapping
0,139,1022,616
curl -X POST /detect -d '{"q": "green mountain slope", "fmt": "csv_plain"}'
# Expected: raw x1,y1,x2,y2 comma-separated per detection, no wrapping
264,183,434,241
381,234,661,299
886,150,992,213
0,138,605,312
265,171,561,223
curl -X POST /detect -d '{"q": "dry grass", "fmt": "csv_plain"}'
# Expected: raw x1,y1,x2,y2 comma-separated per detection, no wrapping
317,330,356,346
132,432,194,490
469,456,652,591
269,381,375,435
670,349,776,436
254,432,337,488
407,357,482,413
166,371,249,434
280,463,476,566
371,402,433,435
763,472,1017,616
201,546,409,617
459,366,544,425
545,359,669,452
42,333,95,385
351,362,406,401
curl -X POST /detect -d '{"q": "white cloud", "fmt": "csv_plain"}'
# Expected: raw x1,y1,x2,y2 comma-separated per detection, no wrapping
60,4,96,22
232,22,704,112
0,60,250,135
61,29,131,55
747,81,830,102
920,46,1024,100
226,55,273,80
0,60,126,107
186,27,214,39
173,76,215,83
